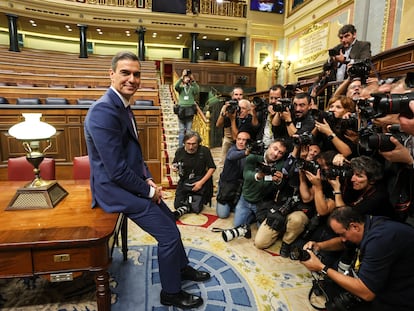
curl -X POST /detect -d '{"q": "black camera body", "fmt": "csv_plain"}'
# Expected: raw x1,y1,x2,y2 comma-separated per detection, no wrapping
257,161,279,175
252,96,267,112
226,99,239,114
355,98,379,120
246,139,265,155
320,111,358,132
273,98,294,112
347,59,371,83
185,69,191,75
322,165,352,181
293,132,313,146
289,246,312,261
371,92,414,118
285,82,301,92
328,45,342,57
295,159,320,175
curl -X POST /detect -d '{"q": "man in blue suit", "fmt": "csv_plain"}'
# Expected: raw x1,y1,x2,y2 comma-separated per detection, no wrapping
84,51,210,309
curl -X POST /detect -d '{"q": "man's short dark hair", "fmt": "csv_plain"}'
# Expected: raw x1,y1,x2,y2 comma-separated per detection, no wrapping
338,24,357,36
183,130,202,144
294,92,311,104
329,206,365,229
111,51,139,71
269,84,286,97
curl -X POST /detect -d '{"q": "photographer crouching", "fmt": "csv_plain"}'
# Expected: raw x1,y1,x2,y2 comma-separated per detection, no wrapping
299,205,414,311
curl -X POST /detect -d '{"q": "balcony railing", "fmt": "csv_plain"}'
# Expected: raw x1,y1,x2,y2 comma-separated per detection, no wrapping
79,0,247,18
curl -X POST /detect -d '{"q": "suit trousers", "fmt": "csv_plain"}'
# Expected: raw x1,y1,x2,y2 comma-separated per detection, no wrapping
126,199,189,293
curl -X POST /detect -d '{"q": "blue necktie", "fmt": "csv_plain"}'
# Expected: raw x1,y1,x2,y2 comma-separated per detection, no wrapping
127,106,138,138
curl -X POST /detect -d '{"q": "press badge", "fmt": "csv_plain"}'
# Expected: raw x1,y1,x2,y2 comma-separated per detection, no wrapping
296,122,301,129
184,96,189,100
264,175,273,181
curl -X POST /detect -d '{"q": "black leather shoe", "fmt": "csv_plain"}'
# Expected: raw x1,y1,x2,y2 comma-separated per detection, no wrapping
280,241,290,258
160,290,203,309
181,265,211,282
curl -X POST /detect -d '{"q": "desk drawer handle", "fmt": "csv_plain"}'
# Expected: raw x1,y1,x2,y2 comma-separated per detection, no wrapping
54,254,71,262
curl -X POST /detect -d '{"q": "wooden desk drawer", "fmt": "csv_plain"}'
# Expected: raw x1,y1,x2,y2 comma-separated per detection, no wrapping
32,244,110,273
0,250,32,277
33,248,93,273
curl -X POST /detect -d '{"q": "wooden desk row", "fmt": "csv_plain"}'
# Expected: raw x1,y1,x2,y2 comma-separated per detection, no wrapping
0,47,156,70
0,72,158,89
0,86,159,105
0,61,158,78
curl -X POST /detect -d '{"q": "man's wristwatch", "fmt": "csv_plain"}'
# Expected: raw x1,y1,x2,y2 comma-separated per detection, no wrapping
320,265,329,275
285,121,293,126
327,133,336,141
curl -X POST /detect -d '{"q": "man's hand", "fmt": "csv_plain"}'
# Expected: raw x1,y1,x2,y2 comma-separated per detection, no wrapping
300,250,324,272
192,180,204,192
304,169,323,187
281,107,292,122
379,137,414,165
152,186,163,204
272,171,284,184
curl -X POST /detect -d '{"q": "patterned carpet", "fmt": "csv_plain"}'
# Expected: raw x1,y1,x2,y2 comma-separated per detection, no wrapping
0,191,317,311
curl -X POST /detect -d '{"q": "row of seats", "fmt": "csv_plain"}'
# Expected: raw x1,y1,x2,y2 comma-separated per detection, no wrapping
8,155,90,181
0,97,154,106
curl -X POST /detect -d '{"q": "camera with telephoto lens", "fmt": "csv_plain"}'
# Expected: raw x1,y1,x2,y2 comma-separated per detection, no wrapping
252,96,267,112
246,139,265,155
354,97,379,120
295,159,320,175
347,59,371,84
226,99,240,114
273,98,294,112
359,124,408,152
257,161,279,175
371,92,414,118
322,165,352,181
293,132,313,146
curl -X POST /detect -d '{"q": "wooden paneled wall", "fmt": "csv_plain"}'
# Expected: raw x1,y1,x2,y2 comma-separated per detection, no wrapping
0,107,162,183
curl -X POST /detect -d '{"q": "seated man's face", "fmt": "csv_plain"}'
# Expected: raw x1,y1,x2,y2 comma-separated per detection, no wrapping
266,141,286,163
184,136,199,154
346,80,362,100
236,132,250,150
293,98,310,119
238,102,250,118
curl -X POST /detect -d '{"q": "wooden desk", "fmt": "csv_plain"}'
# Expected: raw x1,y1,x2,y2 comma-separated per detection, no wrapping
0,180,127,311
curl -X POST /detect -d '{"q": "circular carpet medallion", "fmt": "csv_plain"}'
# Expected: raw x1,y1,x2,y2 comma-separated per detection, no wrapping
110,245,257,311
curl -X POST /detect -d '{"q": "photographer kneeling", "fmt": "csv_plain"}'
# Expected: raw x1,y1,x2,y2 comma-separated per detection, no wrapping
300,205,414,311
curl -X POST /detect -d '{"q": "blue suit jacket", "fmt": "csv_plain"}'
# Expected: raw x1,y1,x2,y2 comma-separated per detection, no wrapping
84,88,153,213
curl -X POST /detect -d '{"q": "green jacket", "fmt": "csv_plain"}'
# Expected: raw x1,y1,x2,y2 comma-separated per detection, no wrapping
174,78,199,107
241,154,284,203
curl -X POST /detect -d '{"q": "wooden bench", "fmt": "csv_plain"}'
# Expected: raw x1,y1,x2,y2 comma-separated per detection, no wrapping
0,47,157,70
0,86,159,105
0,71,158,89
